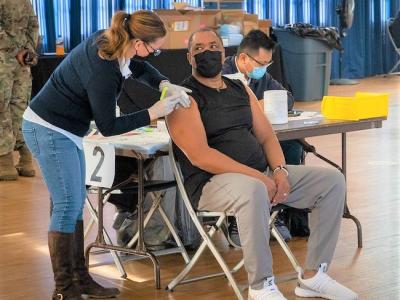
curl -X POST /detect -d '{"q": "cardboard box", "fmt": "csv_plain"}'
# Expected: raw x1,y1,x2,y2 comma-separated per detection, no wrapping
243,14,259,35
258,19,272,36
220,11,258,35
155,9,221,49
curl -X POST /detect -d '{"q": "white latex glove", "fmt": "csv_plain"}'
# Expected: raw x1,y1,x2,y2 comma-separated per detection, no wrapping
159,81,192,108
148,91,190,120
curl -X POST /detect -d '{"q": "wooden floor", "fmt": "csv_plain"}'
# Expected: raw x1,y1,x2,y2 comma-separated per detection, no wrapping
1,76,399,300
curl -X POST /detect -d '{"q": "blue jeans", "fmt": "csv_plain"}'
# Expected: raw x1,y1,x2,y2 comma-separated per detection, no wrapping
22,119,86,233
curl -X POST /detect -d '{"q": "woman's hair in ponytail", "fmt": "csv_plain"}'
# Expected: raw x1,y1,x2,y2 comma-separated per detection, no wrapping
97,10,166,61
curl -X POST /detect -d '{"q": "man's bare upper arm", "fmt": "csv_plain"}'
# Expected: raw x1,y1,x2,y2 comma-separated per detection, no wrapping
166,96,209,163
243,84,276,145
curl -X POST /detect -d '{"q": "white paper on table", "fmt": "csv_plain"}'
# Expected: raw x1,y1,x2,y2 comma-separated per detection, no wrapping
288,111,323,121
104,130,170,153
84,129,170,154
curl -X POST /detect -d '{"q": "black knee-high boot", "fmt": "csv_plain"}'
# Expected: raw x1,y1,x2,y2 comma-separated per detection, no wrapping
48,232,84,300
72,220,120,298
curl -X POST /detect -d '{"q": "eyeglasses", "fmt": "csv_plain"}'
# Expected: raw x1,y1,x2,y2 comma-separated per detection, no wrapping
247,53,273,68
144,43,161,57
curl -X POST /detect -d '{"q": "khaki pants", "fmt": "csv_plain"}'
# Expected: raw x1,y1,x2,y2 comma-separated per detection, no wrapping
0,52,32,155
198,165,346,289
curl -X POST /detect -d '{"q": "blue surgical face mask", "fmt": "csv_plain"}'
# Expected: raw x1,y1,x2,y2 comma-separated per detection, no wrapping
248,65,267,80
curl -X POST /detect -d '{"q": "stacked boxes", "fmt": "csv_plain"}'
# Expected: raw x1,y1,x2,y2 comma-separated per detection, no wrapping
155,6,272,49
258,19,272,36
220,11,259,36
155,9,221,49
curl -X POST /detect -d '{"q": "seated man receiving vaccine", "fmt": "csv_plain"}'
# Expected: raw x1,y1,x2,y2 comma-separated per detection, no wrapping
166,28,358,300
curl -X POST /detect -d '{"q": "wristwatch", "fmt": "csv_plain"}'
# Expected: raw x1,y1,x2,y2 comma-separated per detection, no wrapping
272,165,289,176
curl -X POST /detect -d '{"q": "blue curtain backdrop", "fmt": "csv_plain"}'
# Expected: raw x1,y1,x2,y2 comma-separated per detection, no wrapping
31,0,400,79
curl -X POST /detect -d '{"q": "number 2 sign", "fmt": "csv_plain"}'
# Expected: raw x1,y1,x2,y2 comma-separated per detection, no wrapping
83,142,115,188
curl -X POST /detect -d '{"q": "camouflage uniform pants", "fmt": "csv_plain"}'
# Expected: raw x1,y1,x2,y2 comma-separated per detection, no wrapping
0,52,32,156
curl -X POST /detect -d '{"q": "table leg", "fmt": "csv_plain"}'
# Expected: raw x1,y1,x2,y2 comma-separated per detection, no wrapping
85,195,127,278
136,156,161,289
85,156,162,289
137,158,145,252
341,133,363,248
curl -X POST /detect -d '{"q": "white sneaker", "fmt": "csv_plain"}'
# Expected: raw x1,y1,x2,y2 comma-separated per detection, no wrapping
248,277,287,300
295,263,358,300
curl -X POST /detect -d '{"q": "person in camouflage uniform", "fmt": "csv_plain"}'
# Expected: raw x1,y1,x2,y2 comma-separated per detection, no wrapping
0,0,39,180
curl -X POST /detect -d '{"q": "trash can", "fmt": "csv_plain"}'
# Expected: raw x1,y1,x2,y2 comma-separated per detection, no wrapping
274,28,333,101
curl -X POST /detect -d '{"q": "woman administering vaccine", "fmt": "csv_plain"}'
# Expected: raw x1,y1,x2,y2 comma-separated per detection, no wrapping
22,10,190,300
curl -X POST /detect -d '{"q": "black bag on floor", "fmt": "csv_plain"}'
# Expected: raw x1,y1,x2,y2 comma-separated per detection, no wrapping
282,207,310,237
280,140,310,237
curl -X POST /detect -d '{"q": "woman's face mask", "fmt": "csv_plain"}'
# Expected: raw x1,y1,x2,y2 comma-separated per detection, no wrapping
194,50,222,78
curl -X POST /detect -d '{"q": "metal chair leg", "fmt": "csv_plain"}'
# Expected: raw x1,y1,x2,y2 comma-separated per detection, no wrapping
157,204,190,264
167,215,244,299
124,189,190,264
389,60,400,74
167,223,220,290
269,210,301,275
84,193,110,238
126,194,161,248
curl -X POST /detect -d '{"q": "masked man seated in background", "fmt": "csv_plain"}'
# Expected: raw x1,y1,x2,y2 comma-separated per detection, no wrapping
166,28,358,300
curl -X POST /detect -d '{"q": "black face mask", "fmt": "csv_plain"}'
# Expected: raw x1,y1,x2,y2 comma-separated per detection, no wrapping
194,50,222,78
133,55,148,62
